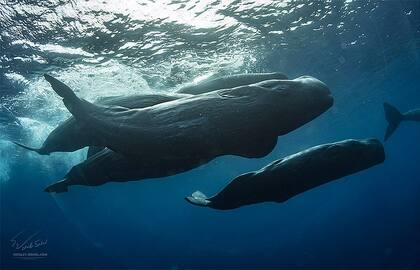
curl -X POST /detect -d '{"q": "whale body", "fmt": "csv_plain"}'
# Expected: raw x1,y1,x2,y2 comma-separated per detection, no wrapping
44,74,333,159
185,138,385,210
383,102,420,141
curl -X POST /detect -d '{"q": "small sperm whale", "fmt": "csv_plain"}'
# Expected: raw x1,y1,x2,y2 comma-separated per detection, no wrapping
383,102,420,141
44,74,333,159
185,139,385,210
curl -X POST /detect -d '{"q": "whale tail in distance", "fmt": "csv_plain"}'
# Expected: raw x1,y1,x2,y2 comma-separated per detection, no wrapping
384,102,403,141
12,141,45,155
185,191,211,207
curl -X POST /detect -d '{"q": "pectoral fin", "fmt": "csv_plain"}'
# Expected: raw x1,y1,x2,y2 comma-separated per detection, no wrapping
185,191,211,207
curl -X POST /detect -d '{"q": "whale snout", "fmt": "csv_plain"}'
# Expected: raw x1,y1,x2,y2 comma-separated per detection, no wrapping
298,76,333,106
331,138,386,166
359,138,386,163
292,76,333,115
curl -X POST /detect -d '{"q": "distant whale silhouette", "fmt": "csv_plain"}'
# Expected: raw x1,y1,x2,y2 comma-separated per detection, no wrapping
14,73,288,156
383,102,420,141
185,139,385,210
43,74,333,193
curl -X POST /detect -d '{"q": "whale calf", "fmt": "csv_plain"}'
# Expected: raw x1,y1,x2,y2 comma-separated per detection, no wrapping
44,74,333,159
14,73,288,155
185,139,385,210
383,102,420,141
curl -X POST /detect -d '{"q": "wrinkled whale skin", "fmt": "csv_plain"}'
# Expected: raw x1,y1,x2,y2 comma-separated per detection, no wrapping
177,72,288,95
186,138,385,210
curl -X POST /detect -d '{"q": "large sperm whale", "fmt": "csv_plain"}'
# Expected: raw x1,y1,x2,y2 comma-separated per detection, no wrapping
383,102,420,141
14,73,288,155
185,138,385,210
43,75,333,193
44,74,333,159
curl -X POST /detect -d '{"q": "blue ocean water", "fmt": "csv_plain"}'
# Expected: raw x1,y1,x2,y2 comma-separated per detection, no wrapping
1,0,419,269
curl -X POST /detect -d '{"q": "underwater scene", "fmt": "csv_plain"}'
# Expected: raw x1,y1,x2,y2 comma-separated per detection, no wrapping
1,0,420,269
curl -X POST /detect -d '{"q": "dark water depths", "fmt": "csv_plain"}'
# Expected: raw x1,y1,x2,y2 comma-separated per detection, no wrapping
1,0,420,269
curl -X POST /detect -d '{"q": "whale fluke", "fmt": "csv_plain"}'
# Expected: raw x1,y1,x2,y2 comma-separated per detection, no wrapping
43,74,89,118
185,191,211,207
13,141,45,155
384,102,403,141
44,178,70,193
44,74,79,102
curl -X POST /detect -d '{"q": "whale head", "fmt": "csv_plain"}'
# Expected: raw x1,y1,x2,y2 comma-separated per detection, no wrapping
289,75,333,111
247,75,333,135
318,138,386,176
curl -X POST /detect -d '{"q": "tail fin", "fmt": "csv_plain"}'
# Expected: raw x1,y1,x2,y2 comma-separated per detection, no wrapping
12,141,45,155
44,74,82,115
44,74,79,101
185,191,211,207
383,102,403,141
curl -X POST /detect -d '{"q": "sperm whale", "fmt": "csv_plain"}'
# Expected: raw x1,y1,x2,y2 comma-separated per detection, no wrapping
44,74,332,158
14,73,289,156
185,138,385,210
